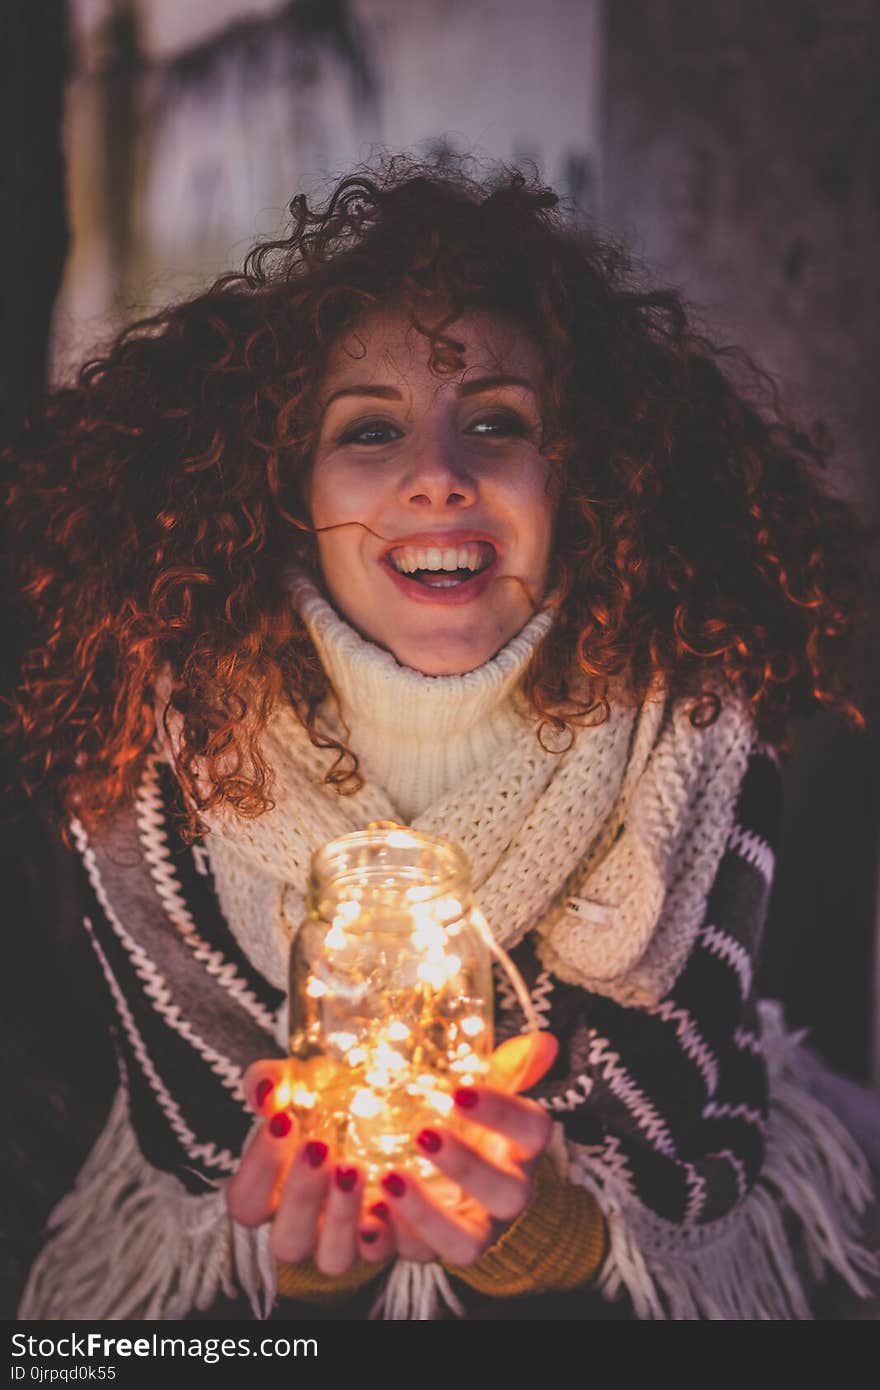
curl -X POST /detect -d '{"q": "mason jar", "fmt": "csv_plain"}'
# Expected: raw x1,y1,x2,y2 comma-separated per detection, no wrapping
287,825,494,1181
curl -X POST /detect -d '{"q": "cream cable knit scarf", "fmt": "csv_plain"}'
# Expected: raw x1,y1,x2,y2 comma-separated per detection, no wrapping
162,574,758,1017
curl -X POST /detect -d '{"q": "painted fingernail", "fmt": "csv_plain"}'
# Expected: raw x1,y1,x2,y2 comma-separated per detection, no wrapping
304,1140,328,1168
360,1229,380,1245
335,1165,358,1192
453,1087,479,1110
381,1172,406,1199
416,1128,443,1154
255,1079,274,1109
268,1111,292,1138
370,1201,391,1224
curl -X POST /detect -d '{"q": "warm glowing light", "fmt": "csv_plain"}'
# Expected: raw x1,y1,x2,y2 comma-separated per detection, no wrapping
445,954,462,978
334,900,362,925
386,1020,410,1041
432,896,464,924
274,1080,292,1108
461,1016,484,1036
387,829,419,849
306,977,328,998
374,1042,406,1071
292,1087,317,1108
350,1088,383,1118
425,1090,455,1115
366,1068,390,1088
417,960,447,989
377,1134,398,1154
325,923,348,950
346,1046,368,1066
328,1031,358,1052
412,919,447,952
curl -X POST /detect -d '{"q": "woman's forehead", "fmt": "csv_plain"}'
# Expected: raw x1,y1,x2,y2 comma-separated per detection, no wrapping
319,306,543,394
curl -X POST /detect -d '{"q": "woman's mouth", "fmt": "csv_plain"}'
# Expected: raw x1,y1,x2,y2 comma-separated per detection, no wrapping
381,540,499,603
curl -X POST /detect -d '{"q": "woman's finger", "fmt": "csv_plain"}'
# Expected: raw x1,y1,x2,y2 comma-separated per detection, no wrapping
488,1032,559,1093
241,1058,293,1114
378,1170,491,1266
357,1200,397,1264
225,1109,298,1227
270,1139,332,1263
451,1084,552,1158
313,1164,366,1276
414,1126,528,1223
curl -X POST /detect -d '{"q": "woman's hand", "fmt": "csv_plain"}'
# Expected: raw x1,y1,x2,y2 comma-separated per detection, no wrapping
225,1031,558,1275
374,1032,557,1265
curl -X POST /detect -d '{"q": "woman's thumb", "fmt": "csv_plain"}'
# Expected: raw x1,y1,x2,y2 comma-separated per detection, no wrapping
489,1032,559,1093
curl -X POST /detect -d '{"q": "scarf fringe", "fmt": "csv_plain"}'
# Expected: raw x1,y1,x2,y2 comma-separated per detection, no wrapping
569,1008,879,1320
369,1260,465,1321
18,1088,277,1321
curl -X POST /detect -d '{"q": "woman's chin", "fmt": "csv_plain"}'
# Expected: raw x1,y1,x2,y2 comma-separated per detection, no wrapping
384,629,507,677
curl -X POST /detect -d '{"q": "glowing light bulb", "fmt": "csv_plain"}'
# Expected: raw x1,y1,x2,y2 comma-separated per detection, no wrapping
461,1016,484,1037
306,977,328,999
335,900,362,925
425,1090,455,1116
350,1088,382,1119
292,1087,317,1108
386,1021,410,1041
387,829,419,849
328,1031,358,1052
417,960,447,989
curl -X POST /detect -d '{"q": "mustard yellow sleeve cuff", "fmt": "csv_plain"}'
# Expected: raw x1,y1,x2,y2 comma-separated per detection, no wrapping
444,1156,607,1298
276,1254,387,1304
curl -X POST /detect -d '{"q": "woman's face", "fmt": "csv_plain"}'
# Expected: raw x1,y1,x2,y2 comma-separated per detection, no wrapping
306,307,556,675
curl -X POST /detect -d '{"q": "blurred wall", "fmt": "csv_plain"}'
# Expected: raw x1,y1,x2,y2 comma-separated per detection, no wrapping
603,0,880,1078
54,0,601,379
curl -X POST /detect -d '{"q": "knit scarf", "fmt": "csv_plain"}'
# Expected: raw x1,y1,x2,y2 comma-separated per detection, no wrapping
195,573,757,1016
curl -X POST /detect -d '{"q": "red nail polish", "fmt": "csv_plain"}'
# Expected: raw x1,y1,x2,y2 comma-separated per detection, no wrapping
416,1128,443,1154
304,1140,328,1168
268,1111,292,1138
381,1172,406,1199
370,1201,391,1224
360,1229,379,1245
255,1079,274,1109
453,1087,479,1110
335,1165,358,1192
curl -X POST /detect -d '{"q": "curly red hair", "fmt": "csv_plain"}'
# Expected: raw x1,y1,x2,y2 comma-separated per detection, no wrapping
3,154,875,843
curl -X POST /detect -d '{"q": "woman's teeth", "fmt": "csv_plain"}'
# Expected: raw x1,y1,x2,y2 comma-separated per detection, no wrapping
389,543,492,579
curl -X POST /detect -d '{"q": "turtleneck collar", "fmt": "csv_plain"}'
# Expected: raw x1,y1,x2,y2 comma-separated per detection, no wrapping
284,571,555,820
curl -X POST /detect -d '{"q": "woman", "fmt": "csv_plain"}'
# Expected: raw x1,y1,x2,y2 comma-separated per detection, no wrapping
6,156,878,1320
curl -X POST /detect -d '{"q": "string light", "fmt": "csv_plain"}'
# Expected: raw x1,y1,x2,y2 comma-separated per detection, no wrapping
286,828,495,1180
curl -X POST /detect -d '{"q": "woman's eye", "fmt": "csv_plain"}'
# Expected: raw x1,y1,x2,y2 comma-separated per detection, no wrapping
338,419,402,446
467,411,532,438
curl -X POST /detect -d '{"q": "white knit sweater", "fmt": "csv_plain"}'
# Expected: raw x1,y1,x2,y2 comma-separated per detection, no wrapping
293,573,556,821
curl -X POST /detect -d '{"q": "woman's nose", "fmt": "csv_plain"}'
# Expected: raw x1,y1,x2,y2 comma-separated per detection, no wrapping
400,432,477,509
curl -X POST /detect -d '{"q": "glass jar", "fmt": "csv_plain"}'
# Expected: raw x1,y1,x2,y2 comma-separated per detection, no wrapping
287,826,494,1182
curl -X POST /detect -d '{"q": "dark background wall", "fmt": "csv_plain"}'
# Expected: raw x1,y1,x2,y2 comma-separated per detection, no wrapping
603,0,880,1079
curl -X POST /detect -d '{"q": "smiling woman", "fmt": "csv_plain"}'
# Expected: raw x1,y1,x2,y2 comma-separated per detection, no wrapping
4,154,879,1322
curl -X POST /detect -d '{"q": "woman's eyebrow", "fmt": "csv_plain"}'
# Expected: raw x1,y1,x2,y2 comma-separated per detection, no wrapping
321,374,538,409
